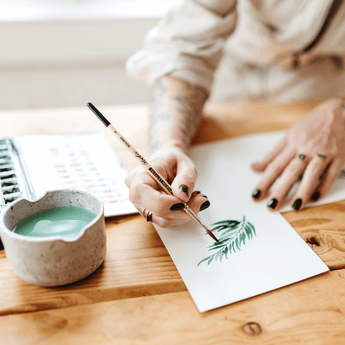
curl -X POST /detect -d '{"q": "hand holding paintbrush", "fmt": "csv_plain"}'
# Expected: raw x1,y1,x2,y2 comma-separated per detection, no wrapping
87,103,218,243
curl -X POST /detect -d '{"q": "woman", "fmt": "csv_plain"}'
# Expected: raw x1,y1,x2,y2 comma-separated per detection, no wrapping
124,0,345,227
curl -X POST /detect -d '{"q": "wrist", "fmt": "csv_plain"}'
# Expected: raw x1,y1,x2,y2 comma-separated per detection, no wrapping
164,140,189,154
149,140,187,158
148,138,188,156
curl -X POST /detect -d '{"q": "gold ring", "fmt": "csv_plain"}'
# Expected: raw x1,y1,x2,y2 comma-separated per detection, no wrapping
141,207,147,217
146,210,153,222
315,153,329,163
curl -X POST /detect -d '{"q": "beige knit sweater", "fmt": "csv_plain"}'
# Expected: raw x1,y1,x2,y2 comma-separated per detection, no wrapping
126,0,345,102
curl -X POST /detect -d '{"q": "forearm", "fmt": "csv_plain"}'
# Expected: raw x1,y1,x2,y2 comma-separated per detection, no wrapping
148,76,208,155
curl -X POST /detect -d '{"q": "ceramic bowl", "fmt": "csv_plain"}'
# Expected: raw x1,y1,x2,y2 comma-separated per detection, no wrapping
0,189,106,287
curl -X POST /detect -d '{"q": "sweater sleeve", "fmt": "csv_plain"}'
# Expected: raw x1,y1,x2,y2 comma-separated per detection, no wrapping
125,0,237,94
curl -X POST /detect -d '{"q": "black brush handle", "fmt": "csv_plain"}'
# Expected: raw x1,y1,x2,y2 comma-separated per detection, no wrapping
87,103,110,127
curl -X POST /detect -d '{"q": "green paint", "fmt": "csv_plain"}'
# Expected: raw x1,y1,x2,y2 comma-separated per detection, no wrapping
13,206,97,239
198,216,256,266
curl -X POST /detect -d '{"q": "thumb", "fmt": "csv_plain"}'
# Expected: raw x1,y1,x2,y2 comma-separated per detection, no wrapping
171,162,197,202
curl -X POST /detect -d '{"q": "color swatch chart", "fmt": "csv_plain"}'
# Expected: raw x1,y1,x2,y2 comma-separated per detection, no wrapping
0,132,137,217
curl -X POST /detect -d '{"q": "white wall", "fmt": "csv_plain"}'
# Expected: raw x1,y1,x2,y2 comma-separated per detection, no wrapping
0,1,172,110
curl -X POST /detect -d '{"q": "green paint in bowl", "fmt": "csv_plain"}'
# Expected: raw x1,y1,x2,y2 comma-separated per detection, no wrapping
13,206,97,239
0,189,106,287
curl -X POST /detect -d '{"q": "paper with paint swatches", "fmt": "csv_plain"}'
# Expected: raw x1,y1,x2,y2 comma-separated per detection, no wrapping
0,132,137,217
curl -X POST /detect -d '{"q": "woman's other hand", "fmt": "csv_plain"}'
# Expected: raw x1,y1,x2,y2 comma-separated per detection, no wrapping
251,98,345,211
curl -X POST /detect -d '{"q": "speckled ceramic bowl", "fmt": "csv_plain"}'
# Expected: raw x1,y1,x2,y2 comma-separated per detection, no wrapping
0,189,106,287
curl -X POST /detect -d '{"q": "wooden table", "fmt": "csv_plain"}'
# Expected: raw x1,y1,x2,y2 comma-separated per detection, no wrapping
1,100,345,344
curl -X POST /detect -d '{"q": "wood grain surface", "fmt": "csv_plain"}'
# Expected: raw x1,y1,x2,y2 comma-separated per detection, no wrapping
0,100,344,344
1,271,345,345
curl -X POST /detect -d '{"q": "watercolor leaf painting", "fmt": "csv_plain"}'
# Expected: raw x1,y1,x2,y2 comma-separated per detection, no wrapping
198,216,256,266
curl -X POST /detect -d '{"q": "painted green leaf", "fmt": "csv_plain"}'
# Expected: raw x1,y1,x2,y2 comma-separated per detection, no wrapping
197,216,256,266
197,256,211,266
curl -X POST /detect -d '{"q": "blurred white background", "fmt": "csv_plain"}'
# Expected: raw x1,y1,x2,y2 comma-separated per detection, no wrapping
0,0,175,109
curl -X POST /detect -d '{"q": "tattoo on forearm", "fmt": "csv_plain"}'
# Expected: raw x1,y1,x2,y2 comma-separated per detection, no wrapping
148,78,208,154
174,83,207,147
148,79,169,153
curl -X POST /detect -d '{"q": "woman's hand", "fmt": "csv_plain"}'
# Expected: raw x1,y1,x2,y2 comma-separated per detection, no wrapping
125,147,210,227
251,98,345,211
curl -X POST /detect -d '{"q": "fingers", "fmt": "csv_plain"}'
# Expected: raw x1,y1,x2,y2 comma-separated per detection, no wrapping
125,161,209,228
251,136,287,172
149,191,210,228
252,148,294,201
253,152,343,212
127,167,178,217
302,158,344,205
289,155,332,210
251,98,345,211
170,160,198,202
264,154,309,211
314,159,344,199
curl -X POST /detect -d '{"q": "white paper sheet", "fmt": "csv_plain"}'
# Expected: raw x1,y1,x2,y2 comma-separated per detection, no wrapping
153,131,332,312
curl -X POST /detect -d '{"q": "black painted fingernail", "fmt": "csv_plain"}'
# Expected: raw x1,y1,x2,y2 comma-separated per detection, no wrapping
170,203,185,211
267,198,278,209
252,189,261,199
203,195,208,199
196,191,201,194
179,184,190,197
311,192,320,201
292,198,302,211
200,200,210,211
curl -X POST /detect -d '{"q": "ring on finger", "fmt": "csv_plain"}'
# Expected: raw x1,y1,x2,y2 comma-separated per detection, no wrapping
297,153,308,161
146,210,153,222
141,207,153,222
315,153,330,163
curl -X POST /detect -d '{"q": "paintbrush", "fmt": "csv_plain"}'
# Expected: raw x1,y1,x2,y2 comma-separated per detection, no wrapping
87,102,219,243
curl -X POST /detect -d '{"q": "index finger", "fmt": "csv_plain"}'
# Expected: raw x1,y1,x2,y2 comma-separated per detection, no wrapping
128,169,182,217
171,160,198,202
